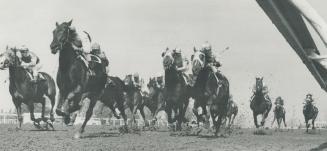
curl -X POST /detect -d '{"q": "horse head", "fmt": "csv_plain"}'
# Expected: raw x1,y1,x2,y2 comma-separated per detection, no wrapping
161,47,183,70
191,47,205,75
255,76,264,94
0,47,20,70
50,19,78,54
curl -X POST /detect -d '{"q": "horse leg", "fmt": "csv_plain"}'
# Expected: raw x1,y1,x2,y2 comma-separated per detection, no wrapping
261,110,269,127
47,93,56,123
109,105,120,119
305,119,309,133
271,115,276,128
27,101,41,129
139,105,148,127
230,114,236,128
74,98,97,139
13,98,23,129
253,113,259,128
283,114,287,127
215,115,223,136
118,103,128,132
312,119,316,130
176,105,184,131
40,97,47,122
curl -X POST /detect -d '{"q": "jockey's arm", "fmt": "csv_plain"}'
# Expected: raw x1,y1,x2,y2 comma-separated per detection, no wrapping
176,58,189,72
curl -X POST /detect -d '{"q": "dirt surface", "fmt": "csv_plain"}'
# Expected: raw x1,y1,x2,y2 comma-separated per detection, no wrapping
0,124,326,151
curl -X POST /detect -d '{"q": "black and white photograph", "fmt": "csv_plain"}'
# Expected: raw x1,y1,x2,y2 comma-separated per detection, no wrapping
0,0,326,150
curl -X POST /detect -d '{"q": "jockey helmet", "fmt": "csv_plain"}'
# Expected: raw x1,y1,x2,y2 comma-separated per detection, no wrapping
306,93,312,97
91,43,101,50
175,48,182,54
19,45,29,52
133,72,139,78
202,41,212,51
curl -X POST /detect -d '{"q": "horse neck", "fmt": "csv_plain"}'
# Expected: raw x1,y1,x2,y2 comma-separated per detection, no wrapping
194,67,210,88
59,44,76,72
8,66,26,88
164,67,179,88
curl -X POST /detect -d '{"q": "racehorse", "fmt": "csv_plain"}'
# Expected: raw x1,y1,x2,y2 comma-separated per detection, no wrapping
250,77,272,128
162,48,190,130
190,48,213,127
50,20,106,138
145,77,165,121
0,47,56,129
223,97,238,128
99,76,128,128
303,101,318,133
271,104,287,129
123,74,145,126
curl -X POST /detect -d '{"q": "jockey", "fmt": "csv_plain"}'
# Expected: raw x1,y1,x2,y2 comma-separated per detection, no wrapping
275,96,284,106
17,45,42,83
132,73,142,89
90,43,109,72
250,80,270,102
155,74,164,90
304,93,314,104
90,42,113,86
201,41,221,73
174,48,190,85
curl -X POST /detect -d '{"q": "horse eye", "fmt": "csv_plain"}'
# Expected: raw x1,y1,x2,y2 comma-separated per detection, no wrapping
191,55,194,61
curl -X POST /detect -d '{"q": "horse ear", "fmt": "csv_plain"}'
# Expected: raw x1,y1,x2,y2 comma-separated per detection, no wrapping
161,52,165,57
193,47,197,52
67,19,73,26
56,22,59,27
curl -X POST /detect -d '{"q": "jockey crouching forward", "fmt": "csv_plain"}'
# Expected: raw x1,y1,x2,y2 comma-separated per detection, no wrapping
90,43,114,86
17,45,43,83
250,81,271,102
273,96,284,112
304,93,314,105
174,48,190,85
201,42,221,74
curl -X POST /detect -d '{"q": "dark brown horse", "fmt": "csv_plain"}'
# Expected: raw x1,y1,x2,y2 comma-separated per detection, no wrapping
250,77,272,128
223,97,238,128
271,104,287,129
123,74,144,125
205,69,230,136
0,47,56,129
145,77,165,121
99,76,128,128
162,48,190,130
50,20,106,138
191,49,212,127
303,101,318,133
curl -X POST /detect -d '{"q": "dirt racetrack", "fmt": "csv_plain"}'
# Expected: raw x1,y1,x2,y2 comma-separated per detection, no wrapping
0,124,326,151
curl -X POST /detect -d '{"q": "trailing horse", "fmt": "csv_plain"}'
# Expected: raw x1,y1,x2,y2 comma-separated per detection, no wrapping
271,104,287,129
223,97,238,128
0,47,56,130
250,77,272,128
98,76,128,128
145,77,165,122
123,74,145,126
50,20,106,138
162,49,190,130
303,101,318,133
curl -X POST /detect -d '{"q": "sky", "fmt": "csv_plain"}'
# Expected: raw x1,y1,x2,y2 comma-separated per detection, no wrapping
0,0,326,127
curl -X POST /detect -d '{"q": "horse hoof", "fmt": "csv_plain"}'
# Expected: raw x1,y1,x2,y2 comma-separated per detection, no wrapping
74,132,82,139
